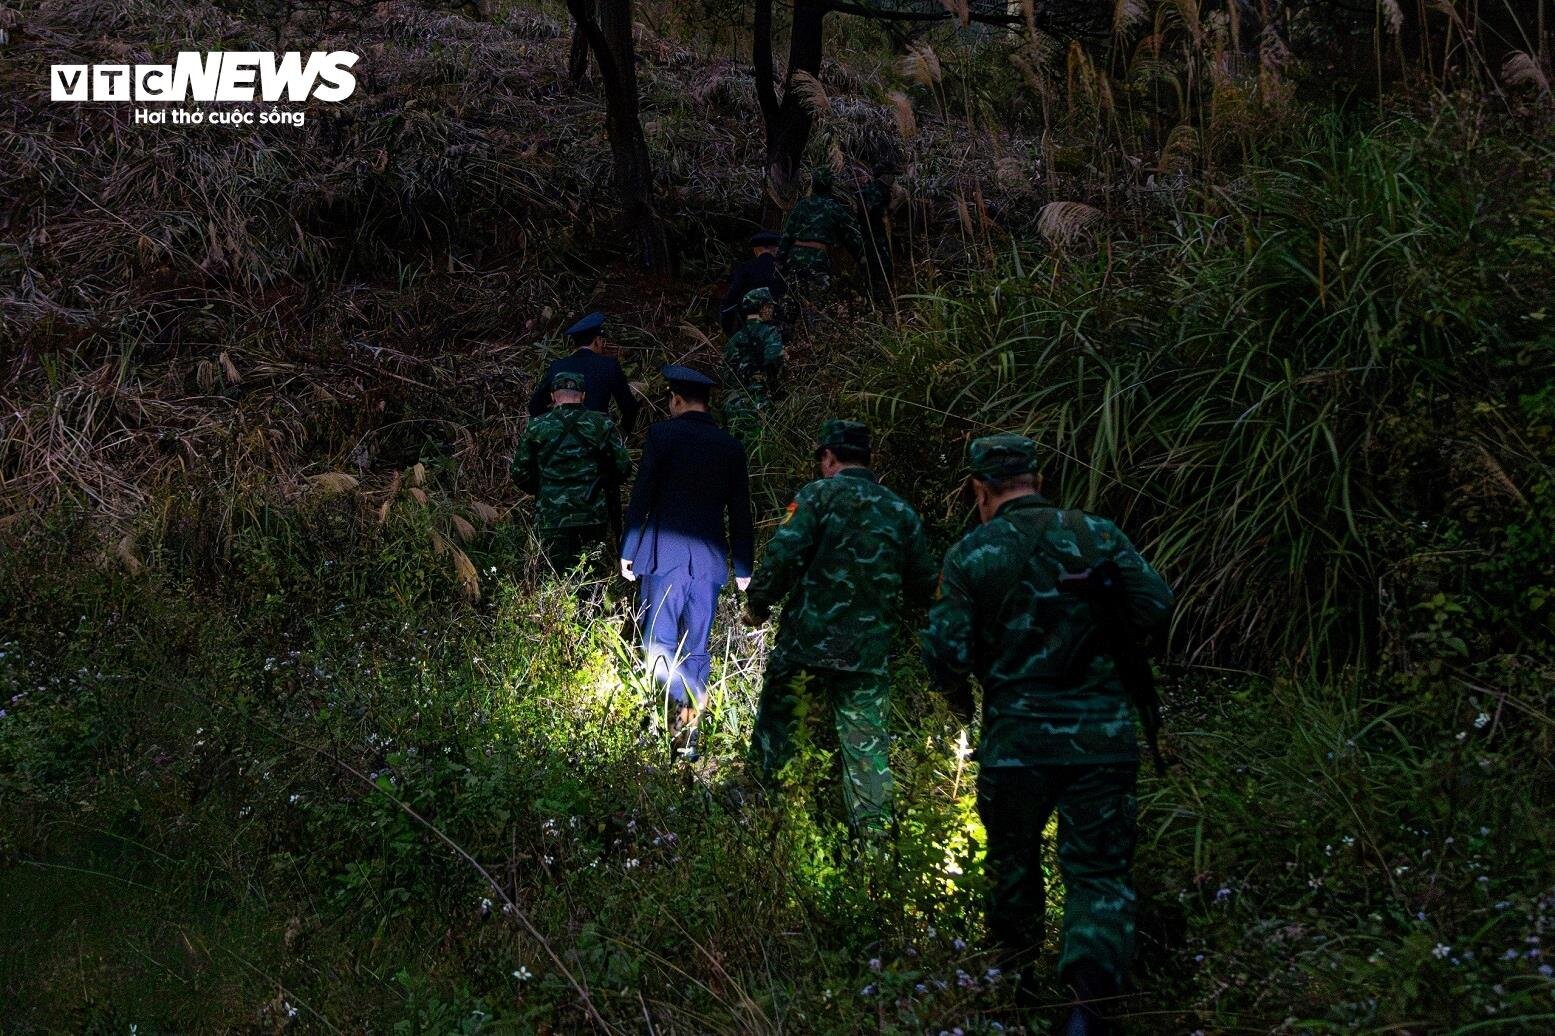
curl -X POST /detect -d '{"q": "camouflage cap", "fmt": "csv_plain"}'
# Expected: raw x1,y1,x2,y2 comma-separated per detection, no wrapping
967,434,1039,480
816,419,870,456
741,286,775,312
550,370,586,393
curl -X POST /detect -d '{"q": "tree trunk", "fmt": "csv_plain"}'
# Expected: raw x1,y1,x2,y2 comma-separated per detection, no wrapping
566,0,671,274
568,0,594,81
761,0,827,186
753,0,779,128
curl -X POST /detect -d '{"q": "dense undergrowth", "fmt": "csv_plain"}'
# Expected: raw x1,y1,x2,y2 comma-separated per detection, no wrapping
4,0,1555,1032
856,108,1555,667
2,473,1553,1031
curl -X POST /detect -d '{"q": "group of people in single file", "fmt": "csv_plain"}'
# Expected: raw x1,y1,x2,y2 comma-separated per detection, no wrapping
511,170,1174,1033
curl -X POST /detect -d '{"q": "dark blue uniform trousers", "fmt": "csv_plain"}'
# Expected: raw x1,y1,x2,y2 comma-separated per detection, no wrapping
637,574,720,707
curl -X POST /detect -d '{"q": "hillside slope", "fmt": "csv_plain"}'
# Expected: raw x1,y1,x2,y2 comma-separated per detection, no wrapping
3,1,1555,1033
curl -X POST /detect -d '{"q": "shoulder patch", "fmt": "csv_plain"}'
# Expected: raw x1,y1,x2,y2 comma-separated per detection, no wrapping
781,500,799,525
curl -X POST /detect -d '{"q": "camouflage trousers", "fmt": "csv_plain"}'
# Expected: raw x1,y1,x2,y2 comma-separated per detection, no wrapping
785,247,832,290
749,663,893,834
723,387,768,448
537,524,606,575
977,763,1138,992
863,226,893,299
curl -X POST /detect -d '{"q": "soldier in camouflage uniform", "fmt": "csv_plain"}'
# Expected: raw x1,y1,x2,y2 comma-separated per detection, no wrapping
744,420,937,835
721,287,785,446
512,370,633,573
779,168,864,289
856,159,898,299
921,434,1173,1034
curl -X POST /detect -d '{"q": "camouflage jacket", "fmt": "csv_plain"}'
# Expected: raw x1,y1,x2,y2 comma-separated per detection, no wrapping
921,495,1174,766
724,320,784,388
858,180,892,227
512,404,632,530
780,195,864,260
747,468,937,675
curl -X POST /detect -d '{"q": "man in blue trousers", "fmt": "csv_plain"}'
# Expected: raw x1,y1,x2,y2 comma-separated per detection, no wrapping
620,365,755,761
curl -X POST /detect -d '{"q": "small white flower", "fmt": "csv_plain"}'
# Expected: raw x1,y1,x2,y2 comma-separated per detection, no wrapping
1474,712,1490,729
284,1002,298,1019
513,966,533,981
1432,943,1452,959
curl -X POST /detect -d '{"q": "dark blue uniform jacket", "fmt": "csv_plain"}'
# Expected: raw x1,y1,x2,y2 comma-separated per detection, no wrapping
719,253,788,334
622,411,755,583
528,348,641,434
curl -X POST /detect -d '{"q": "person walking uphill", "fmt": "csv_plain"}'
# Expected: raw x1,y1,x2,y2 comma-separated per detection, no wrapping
778,168,863,290
621,365,755,760
528,311,642,435
744,420,937,836
719,230,787,335
920,435,1174,1035
529,311,641,546
721,287,785,446
856,159,900,299
511,370,632,574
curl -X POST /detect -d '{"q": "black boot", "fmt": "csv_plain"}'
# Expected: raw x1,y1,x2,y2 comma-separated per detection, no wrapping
1057,962,1119,1036
1059,1003,1110,1036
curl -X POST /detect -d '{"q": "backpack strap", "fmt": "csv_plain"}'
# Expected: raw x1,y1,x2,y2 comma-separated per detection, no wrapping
989,507,1104,663
541,407,589,467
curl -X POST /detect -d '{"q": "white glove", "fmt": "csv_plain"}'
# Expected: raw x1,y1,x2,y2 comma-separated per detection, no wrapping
620,558,637,582
735,576,751,592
